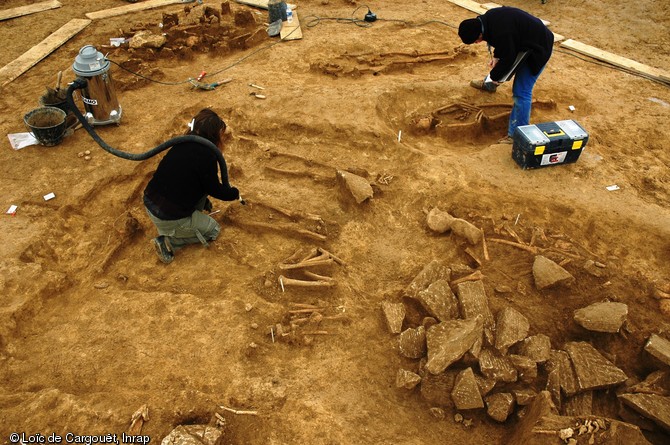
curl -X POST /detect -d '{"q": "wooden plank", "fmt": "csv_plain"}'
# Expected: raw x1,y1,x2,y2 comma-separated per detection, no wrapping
85,0,190,21
280,12,302,41
0,18,91,87
0,0,61,21
561,39,670,83
448,0,551,28
234,0,296,11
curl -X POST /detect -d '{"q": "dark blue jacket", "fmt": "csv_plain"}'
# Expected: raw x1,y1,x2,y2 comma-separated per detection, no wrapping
480,7,554,81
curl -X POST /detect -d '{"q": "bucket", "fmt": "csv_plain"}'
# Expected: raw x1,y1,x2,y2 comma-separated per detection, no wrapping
24,107,67,146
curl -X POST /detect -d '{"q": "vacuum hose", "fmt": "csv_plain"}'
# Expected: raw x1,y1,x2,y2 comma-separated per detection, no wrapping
65,77,231,186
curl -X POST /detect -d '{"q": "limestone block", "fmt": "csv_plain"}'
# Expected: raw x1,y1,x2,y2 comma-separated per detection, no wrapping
479,347,518,383
565,341,628,391
396,369,421,390
486,392,515,422
495,307,530,353
337,170,373,204
381,301,405,334
426,207,454,233
519,334,552,363
532,255,575,290
619,393,670,433
425,318,482,374
420,371,457,406
644,334,670,367
509,354,538,384
547,350,580,397
451,367,485,410
404,260,451,299
398,326,426,359
574,301,628,333
161,425,222,445
456,280,495,344
417,278,459,321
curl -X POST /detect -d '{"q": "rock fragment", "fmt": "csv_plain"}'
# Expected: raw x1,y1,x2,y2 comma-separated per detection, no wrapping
396,369,421,390
532,255,575,290
398,326,426,359
381,301,405,334
479,347,518,383
547,350,580,397
405,260,451,298
451,367,485,410
509,354,538,384
644,334,670,367
563,391,593,417
495,307,530,353
618,393,670,433
450,218,483,245
518,334,552,363
574,301,628,333
337,170,373,204
565,341,628,390
456,280,495,344
161,425,222,445
416,279,460,321
425,318,482,375
485,392,515,422
426,207,455,233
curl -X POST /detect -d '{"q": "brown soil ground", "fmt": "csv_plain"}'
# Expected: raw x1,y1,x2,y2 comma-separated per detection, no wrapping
1,0,669,444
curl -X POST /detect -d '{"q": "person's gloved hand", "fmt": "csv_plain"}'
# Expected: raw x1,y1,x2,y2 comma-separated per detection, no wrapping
230,187,240,200
203,198,213,212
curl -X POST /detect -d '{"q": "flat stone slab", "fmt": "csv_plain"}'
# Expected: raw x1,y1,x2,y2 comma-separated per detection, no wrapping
398,326,426,359
420,370,457,406
456,280,495,343
519,334,552,363
619,393,670,433
381,301,405,334
451,367,485,410
509,354,538,384
644,334,670,367
337,170,373,203
425,318,481,374
495,306,530,352
532,255,575,290
563,391,593,417
565,341,628,391
547,350,580,397
417,278,459,321
574,301,628,333
405,260,451,299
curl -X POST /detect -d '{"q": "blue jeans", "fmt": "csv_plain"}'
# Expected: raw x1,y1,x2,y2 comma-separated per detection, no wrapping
508,62,545,137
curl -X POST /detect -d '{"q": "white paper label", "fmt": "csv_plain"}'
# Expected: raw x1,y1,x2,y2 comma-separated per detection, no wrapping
43,192,56,201
6,205,17,214
540,151,567,166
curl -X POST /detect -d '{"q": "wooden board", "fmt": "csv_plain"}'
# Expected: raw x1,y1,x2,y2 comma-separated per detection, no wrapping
448,0,551,28
234,0,296,11
561,39,670,84
280,12,302,41
86,0,189,20
0,0,61,21
0,18,91,87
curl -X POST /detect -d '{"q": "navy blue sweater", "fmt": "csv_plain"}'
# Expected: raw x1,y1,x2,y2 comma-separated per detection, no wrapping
480,7,554,81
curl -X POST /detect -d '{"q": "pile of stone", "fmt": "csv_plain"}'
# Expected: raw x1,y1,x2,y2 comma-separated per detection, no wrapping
383,258,670,443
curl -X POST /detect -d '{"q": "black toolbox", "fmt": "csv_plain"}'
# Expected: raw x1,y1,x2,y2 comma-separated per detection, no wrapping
512,120,589,169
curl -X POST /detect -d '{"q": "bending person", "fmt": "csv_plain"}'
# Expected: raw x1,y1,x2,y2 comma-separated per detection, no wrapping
143,108,240,264
458,7,554,143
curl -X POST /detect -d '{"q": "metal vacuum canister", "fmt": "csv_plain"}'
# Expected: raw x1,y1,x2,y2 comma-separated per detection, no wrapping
72,45,122,125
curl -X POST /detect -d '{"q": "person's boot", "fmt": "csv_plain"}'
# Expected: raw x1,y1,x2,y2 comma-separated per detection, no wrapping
470,79,497,93
153,236,174,264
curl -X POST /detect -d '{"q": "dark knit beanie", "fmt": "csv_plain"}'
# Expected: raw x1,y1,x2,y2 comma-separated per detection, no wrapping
458,18,482,44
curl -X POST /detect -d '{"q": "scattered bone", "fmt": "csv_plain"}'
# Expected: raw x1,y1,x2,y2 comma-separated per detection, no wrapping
235,220,326,241
486,393,515,422
532,255,575,290
396,369,422,390
644,334,670,367
126,405,149,435
398,326,426,359
451,367,485,410
450,270,484,287
220,404,259,416
337,170,373,204
574,301,628,333
381,301,405,334
495,307,530,353
565,342,628,391
278,275,335,288
488,238,539,254
425,318,482,375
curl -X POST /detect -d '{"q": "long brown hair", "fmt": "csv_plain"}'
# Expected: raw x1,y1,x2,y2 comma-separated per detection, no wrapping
187,108,226,147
